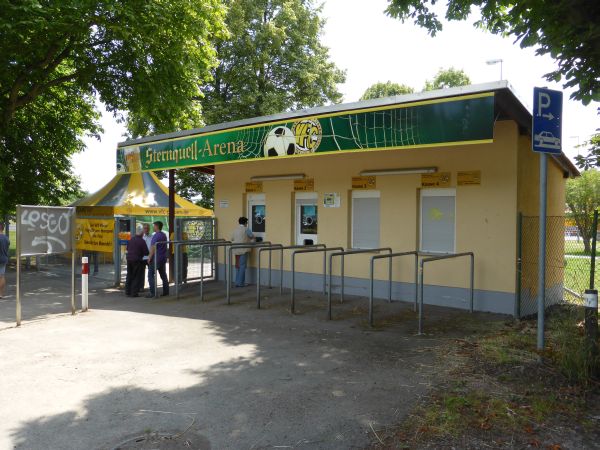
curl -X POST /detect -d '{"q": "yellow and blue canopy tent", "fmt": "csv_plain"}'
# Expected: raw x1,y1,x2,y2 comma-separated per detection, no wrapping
74,172,212,217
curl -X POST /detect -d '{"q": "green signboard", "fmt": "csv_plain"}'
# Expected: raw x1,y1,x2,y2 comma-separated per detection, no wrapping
116,93,494,173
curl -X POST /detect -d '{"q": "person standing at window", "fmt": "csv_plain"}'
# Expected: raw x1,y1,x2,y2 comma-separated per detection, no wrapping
230,217,254,287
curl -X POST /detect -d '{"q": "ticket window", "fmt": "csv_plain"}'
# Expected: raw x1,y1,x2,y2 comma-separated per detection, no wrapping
247,194,266,241
296,193,318,245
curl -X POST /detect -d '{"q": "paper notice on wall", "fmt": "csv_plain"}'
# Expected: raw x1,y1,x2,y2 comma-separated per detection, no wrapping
219,200,229,208
323,193,340,208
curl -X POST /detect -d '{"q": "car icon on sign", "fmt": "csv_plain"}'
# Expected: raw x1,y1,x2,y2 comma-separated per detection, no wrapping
534,131,561,150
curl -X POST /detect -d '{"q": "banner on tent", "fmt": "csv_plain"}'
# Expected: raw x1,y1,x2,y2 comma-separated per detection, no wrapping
116,93,494,173
75,218,114,252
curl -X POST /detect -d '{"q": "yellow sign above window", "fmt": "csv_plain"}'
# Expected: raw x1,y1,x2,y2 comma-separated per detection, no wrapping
352,176,376,189
457,170,481,186
294,178,315,191
245,182,263,193
421,172,451,188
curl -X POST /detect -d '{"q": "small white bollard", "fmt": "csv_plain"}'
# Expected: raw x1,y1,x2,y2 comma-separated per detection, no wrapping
81,257,89,312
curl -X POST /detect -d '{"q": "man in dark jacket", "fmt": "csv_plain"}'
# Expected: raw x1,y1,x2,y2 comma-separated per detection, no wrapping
125,225,149,297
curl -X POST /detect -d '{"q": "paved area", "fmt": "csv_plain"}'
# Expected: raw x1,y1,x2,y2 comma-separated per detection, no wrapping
0,266,505,449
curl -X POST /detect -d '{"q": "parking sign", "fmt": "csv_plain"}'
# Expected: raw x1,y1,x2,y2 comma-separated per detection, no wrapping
532,87,563,154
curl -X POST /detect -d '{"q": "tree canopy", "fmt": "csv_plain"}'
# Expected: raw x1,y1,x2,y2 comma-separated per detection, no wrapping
148,0,345,208
360,81,414,101
423,67,471,91
574,132,600,171
385,0,600,104
0,0,226,214
566,169,600,253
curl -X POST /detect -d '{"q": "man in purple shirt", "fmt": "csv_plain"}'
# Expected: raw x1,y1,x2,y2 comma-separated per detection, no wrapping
125,225,149,297
146,221,169,297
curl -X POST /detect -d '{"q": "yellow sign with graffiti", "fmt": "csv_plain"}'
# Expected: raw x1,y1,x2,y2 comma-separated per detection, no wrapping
75,219,114,252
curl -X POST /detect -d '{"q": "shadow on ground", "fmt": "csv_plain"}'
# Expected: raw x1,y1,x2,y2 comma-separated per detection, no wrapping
1,264,507,449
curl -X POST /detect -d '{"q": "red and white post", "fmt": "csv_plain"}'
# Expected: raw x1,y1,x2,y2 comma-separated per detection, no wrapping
81,256,89,312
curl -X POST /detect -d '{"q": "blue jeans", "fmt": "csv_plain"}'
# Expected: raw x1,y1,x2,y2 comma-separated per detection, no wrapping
148,260,169,296
235,253,248,287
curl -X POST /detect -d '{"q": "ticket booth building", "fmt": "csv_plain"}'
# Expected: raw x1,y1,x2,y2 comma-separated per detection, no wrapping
117,82,578,315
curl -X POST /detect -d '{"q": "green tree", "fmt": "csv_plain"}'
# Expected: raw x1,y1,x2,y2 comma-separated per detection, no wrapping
360,81,414,101
566,170,600,253
147,0,346,208
385,0,600,104
423,67,471,91
0,0,226,214
574,133,600,171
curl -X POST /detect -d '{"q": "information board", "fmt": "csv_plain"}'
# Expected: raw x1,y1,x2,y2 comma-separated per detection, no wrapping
17,206,75,256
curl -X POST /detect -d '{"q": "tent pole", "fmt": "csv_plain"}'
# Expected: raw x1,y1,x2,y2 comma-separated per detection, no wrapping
168,169,175,282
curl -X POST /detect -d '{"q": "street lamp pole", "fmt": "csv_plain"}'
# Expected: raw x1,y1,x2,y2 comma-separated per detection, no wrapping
486,59,503,80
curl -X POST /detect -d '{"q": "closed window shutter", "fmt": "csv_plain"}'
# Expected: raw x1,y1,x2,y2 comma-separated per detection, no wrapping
352,197,380,249
420,193,455,253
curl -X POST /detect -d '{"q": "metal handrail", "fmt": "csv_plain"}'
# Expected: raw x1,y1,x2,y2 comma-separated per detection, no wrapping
328,248,392,320
418,252,474,335
198,241,233,302
256,244,284,309
290,247,343,313
173,238,226,298
226,242,273,304
369,251,419,327
257,244,325,309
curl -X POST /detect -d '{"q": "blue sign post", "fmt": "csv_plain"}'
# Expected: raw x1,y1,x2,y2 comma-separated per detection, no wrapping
532,87,563,352
533,87,563,154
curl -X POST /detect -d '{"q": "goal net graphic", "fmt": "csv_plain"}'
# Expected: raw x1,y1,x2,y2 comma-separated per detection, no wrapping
230,106,422,160
329,107,421,150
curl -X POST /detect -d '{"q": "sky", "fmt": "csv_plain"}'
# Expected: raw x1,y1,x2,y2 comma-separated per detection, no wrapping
73,0,599,193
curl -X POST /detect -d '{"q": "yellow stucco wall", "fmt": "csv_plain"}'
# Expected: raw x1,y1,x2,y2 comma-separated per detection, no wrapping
215,120,527,298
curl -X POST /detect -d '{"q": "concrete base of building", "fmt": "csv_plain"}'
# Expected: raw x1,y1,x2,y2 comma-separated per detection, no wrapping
217,264,516,316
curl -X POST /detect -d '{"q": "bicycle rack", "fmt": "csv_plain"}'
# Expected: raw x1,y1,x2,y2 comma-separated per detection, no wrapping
226,242,273,304
197,241,233,302
173,238,226,299
256,244,284,308
368,251,419,327
418,252,474,334
328,248,392,320
290,246,344,314
256,244,325,309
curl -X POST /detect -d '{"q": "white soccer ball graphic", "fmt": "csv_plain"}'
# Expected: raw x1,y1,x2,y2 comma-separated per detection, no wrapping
263,126,296,157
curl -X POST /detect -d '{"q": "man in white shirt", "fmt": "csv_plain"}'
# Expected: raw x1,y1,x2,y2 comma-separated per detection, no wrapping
230,217,255,287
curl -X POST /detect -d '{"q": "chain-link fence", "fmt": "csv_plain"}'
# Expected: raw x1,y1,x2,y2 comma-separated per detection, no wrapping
518,213,598,317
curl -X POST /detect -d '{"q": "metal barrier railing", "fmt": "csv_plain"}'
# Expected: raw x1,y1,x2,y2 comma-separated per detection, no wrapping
328,248,392,320
173,239,227,298
290,246,343,313
369,251,419,326
256,244,284,308
419,252,475,334
256,244,325,309
226,242,273,304
198,240,233,302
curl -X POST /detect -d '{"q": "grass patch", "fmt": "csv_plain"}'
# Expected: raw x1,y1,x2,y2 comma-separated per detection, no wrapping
370,310,600,449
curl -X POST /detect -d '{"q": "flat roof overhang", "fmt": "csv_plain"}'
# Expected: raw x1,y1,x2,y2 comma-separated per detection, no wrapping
118,81,579,178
